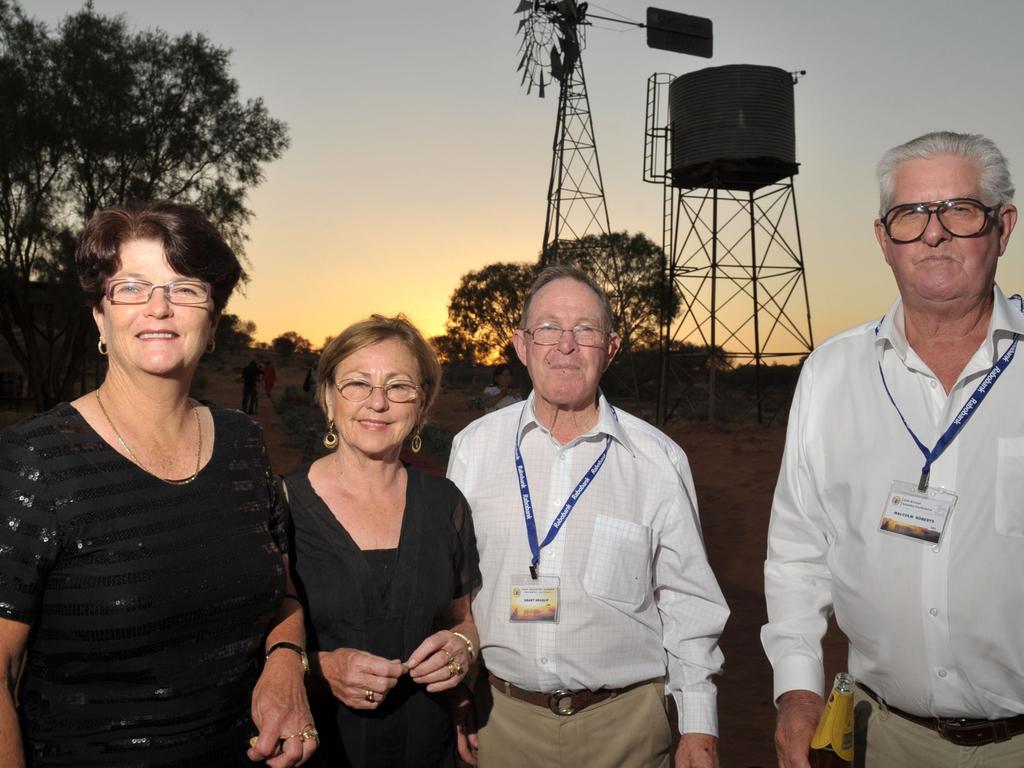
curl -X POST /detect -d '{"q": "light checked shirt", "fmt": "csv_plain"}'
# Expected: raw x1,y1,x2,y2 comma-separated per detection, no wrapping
763,286,1024,718
448,392,728,735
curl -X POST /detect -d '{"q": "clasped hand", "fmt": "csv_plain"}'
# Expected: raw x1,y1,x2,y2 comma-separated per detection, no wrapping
319,630,471,710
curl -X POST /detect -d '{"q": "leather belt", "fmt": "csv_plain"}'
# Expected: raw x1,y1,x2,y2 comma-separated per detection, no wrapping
488,673,658,716
859,683,1024,747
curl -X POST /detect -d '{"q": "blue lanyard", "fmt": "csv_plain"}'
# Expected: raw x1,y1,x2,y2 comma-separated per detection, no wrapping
876,296,1023,492
514,404,614,579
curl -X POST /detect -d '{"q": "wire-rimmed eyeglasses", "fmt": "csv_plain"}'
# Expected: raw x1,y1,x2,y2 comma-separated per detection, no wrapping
334,379,421,403
105,278,212,306
524,323,608,348
881,198,998,244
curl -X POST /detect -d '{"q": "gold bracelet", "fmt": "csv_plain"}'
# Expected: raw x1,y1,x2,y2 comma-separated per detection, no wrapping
451,631,475,662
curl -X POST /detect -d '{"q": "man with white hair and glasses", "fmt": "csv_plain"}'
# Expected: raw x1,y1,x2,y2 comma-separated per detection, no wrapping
763,131,1024,767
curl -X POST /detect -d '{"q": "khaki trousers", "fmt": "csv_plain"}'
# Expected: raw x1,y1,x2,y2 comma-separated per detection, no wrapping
476,679,672,768
854,688,1024,768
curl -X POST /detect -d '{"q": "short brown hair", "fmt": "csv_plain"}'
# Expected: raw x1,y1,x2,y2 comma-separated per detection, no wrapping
76,200,244,312
317,314,442,426
519,264,615,332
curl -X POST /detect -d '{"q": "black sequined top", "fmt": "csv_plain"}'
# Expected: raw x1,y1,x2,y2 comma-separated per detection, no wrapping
0,403,287,767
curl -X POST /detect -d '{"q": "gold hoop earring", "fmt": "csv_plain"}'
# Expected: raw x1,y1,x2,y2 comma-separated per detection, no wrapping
410,428,422,454
206,339,216,354
322,421,339,449
98,339,108,356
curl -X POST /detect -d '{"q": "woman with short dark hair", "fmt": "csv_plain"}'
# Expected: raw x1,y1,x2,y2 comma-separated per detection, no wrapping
0,201,316,767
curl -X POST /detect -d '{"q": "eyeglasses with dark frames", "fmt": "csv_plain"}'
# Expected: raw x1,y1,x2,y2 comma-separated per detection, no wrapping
524,324,608,348
105,279,212,306
881,198,998,244
334,379,422,403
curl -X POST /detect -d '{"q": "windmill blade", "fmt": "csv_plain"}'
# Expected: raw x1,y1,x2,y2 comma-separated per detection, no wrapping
514,0,533,13
521,67,530,86
538,75,546,98
518,49,529,71
517,17,527,33
549,44,563,81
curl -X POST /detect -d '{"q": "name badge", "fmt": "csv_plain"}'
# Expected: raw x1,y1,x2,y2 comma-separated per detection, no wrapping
879,480,957,547
510,575,560,622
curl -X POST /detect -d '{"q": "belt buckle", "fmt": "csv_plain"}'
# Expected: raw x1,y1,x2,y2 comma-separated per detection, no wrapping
936,717,1003,747
548,689,576,716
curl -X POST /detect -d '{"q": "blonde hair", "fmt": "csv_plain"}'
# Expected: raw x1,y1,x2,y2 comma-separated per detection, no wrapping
317,314,442,427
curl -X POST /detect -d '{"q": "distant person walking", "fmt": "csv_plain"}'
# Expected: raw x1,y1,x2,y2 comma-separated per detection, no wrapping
263,359,277,401
303,359,319,407
242,359,261,415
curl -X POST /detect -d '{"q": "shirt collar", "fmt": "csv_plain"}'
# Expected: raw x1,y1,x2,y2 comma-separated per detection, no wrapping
874,285,1024,363
517,390,637,457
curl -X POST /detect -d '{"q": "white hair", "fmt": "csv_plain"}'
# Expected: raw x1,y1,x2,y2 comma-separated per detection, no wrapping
876,131,1014,215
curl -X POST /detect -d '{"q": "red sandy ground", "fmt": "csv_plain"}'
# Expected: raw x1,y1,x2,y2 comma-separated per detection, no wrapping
201,361,845,768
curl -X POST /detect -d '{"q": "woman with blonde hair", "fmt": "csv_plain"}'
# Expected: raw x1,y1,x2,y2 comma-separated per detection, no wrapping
283,315,480,767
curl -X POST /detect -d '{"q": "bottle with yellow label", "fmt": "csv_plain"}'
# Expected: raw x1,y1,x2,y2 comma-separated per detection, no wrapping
808,672,854,767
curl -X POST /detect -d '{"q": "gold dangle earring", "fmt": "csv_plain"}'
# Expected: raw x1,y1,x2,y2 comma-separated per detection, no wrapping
322,420,339,449
97,338,108,355
410,426,423,454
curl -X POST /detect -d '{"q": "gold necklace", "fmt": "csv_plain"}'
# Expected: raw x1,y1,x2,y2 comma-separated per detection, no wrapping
95,390,202,485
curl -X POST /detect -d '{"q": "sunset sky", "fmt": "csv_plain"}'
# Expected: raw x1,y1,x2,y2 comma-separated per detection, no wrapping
36,0,1024,347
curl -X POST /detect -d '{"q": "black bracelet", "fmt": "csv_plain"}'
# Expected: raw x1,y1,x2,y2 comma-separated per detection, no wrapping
266,641,309,674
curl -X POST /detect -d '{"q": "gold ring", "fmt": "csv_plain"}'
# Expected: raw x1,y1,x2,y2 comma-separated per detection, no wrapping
299,726,319,743
448,658,462,678
365,689,375,703
445,650,454,664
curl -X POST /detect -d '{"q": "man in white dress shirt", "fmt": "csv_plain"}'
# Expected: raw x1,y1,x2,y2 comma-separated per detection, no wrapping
763,131,1024,767
448,264,728,768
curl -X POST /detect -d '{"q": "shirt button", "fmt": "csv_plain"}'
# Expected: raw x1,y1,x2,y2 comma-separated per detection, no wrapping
541,657,548,664
931,545,940,553
929,380,937,388
929,608,938,617
937,669,948,678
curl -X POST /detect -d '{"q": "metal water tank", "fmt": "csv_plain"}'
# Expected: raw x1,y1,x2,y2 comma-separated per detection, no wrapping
669,64,798,191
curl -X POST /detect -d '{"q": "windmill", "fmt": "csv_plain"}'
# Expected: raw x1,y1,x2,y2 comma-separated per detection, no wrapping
515,0,608,261
514,3,713,261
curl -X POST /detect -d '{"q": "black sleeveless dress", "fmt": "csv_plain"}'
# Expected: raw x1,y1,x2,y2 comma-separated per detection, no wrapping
284,464,480,768
0,404,286,767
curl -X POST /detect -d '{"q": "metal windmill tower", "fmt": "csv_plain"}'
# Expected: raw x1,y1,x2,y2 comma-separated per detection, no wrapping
516,0,609,260
515,3,714,264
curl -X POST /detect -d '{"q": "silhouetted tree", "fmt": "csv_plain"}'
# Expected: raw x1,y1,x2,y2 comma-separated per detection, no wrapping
212,313,257,357
271,331,312,359
0,1,288,408
541,231,674,353
444,261,536,363
430,333,480,366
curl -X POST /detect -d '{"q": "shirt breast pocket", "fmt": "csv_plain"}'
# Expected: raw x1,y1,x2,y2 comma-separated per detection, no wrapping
996,437,1024,536
582,515,652,606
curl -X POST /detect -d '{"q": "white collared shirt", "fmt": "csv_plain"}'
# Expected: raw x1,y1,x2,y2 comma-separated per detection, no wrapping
448,393,728,735
763,286,1024,718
